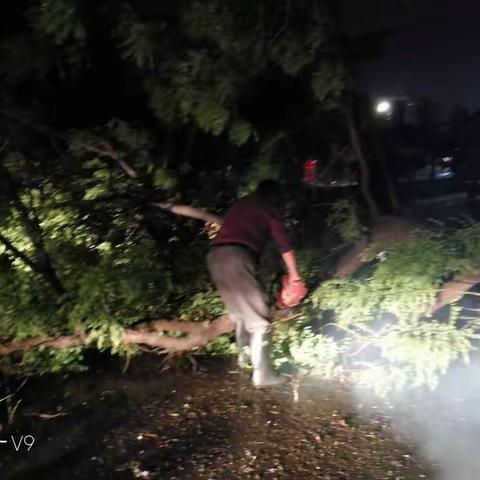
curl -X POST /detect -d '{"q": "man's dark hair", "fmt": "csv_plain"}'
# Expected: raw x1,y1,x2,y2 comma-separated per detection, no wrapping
255,179,283,209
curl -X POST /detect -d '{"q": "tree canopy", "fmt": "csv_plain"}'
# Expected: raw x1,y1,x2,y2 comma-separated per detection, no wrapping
0,0,349,372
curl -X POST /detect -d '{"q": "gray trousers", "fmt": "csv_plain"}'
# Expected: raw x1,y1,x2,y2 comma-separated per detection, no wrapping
207,246,271,335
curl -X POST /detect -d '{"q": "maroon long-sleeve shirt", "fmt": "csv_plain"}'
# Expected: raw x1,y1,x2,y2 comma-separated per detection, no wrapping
213,195,293,255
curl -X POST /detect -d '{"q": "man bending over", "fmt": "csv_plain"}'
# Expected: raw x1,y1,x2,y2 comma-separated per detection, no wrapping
208,180,306,387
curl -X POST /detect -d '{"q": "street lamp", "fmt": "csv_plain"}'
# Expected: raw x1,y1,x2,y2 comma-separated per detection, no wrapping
376,100,392,115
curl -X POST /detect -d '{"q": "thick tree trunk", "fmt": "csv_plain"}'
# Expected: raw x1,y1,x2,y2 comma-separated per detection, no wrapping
369,126,399,212
344,105,380,223
431,275,480,314
331,215,419,278
330,215,480,316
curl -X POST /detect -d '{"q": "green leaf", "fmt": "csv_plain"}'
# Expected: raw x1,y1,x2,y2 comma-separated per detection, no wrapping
228,121,253,146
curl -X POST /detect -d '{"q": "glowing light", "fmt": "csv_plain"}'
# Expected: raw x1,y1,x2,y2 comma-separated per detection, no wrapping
303,159,318,184
376,100,392,115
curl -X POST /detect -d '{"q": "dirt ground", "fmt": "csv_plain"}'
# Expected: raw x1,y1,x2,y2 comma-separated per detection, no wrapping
0,356,433,480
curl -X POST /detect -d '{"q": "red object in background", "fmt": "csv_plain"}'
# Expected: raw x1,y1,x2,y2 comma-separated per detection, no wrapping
303,159,318,184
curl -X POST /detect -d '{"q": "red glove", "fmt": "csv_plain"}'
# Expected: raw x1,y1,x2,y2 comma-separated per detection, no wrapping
276,275,308,309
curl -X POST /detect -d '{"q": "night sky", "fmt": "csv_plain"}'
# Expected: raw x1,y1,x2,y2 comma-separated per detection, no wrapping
355,0,480,119
2,1,479,122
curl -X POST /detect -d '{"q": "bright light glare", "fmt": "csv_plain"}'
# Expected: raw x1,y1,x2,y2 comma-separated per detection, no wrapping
376,101,391,114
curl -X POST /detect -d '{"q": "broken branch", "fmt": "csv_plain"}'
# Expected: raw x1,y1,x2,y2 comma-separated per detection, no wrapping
151,203,223,225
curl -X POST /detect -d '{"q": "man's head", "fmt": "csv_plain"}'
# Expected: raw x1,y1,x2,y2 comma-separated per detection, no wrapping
255,179,283,208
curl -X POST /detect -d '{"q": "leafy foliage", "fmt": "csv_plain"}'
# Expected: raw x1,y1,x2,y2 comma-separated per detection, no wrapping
29,0,86,47
326,199,365,243
311,62,347,104
116,5,160,70
18,346,87,375
303,225,480,395
273,323,344,379
178,290,225,322
0,270,61,342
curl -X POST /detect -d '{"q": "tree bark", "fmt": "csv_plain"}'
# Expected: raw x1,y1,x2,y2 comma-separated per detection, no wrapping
0,310,299,357
331,215,420,278
368,123,399,212
0,316,233,356
344,104,380,223
431,275,480,314
329,216,480,317
151,203,223,225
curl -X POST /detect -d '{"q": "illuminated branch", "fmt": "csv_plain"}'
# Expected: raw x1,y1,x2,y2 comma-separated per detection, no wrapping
0,317,233,356
76,140,224,243
0,310,300,357
122,315,234,353
151,202,223,225
79,141,140,180
80,142,224,226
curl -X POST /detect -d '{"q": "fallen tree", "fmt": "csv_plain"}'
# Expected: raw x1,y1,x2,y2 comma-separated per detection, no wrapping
1,135,479,391
0,309,300,357
0,316,233,356
330,214,480,315
4,214,475,356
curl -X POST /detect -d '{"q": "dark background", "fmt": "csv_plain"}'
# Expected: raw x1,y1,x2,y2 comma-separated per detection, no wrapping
353,0,480,119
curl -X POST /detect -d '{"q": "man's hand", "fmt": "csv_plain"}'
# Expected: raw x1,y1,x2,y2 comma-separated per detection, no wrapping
204,221,221,239
276,275,308,309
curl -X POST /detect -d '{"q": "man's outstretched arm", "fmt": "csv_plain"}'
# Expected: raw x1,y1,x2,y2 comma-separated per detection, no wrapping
281,250,302,282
